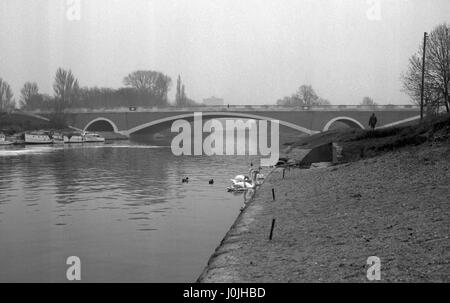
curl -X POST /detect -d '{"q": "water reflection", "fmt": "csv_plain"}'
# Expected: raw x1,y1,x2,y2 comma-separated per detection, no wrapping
0,142,259,282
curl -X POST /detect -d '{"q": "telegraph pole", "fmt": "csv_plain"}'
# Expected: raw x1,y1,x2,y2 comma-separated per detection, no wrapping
420,32,427,120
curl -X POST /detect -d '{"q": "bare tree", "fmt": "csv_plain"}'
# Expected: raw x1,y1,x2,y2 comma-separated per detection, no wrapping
0,78,15,113
317,97,331,106
360,96,378,106
277,85,330,106
123,70,171,105
176,75,182,106
402,23,450,113
53,68,80,113
181,84,186,104
403,55,439,110
297,85,318,106
20,82,39,109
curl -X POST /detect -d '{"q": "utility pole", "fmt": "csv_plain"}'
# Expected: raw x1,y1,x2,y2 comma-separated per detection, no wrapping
420,32,427,120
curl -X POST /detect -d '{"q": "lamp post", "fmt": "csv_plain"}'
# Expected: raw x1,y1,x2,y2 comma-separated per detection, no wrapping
420,32,427,120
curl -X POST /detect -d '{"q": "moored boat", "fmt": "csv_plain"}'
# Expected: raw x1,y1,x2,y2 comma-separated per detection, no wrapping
51,132,65,144
24,131,53,144
63,132,84,143
0,133,13,145
83,132,105,143
8,133,25,145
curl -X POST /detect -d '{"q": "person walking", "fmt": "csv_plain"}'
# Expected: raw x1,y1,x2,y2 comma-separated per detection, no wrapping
369,113,377,130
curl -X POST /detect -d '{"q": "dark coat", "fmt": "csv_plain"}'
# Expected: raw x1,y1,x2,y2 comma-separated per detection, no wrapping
369,115,377,128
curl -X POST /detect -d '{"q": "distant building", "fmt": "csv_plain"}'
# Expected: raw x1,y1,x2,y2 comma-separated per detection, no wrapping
203,96,224,106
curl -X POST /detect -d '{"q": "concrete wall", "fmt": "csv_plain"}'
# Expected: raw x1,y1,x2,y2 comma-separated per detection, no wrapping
299,143,333,165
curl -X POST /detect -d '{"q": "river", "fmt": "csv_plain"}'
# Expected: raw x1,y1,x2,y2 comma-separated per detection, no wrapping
0,141,260,282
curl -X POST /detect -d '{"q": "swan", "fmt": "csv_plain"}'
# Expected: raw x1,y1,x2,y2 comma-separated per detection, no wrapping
231,165,264,183
230,170,257,190
230,179,254,189
231,175,247,182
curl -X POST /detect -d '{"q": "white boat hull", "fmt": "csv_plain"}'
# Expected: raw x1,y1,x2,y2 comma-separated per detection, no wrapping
84,133,105,142
24,134,53,144
64,133,105,143
64,135,84,143
84,137,105,143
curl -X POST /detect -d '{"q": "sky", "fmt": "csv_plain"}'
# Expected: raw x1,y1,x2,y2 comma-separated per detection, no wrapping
0,0,449,106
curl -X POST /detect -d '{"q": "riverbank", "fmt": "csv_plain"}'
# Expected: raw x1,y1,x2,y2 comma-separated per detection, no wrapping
198,115,450,282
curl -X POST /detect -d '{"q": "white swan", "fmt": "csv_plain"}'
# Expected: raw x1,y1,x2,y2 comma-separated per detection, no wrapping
230,179,254,189
231,174,247,183
230,170,257,190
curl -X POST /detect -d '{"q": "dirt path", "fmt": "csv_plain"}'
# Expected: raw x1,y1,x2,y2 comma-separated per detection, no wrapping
198,142,450,282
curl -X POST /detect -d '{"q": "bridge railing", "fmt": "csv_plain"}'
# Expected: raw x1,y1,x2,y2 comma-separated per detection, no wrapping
29,104,419,114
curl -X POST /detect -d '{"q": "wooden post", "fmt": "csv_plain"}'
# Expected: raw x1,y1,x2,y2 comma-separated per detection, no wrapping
269,218,276,240
420,32,427,120
272,188,275,200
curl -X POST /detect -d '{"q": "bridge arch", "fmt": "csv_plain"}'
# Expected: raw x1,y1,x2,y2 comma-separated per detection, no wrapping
323,116,365,131
84,117,119,133
124,112,319,136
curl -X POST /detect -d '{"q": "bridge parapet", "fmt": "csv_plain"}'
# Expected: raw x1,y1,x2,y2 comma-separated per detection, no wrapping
30,104,419,114
29,105,420,136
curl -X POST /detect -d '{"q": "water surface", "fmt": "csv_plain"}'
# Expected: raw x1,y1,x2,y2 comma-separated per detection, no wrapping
0,142,258,282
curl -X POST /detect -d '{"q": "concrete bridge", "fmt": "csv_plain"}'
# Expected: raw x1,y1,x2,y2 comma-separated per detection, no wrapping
36,105,420,137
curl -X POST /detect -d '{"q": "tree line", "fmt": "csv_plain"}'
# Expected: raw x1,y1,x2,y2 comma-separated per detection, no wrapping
276,85,379,107
0,69,191,113
276,85,331,106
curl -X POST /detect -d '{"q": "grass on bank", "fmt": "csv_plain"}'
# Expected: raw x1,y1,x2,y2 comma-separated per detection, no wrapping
285,113,450,162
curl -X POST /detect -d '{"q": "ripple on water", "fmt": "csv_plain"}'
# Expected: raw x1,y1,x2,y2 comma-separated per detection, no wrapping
0,147,57,157
128,212,149,215
128,216,151,221
123,197,167,207
0,142,256,282
137,228,157,232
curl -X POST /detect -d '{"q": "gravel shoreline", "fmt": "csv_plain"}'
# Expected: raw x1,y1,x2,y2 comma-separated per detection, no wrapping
197,141,450,282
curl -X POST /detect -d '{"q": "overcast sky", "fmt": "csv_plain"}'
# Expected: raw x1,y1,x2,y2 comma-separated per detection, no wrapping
0,0,449,105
